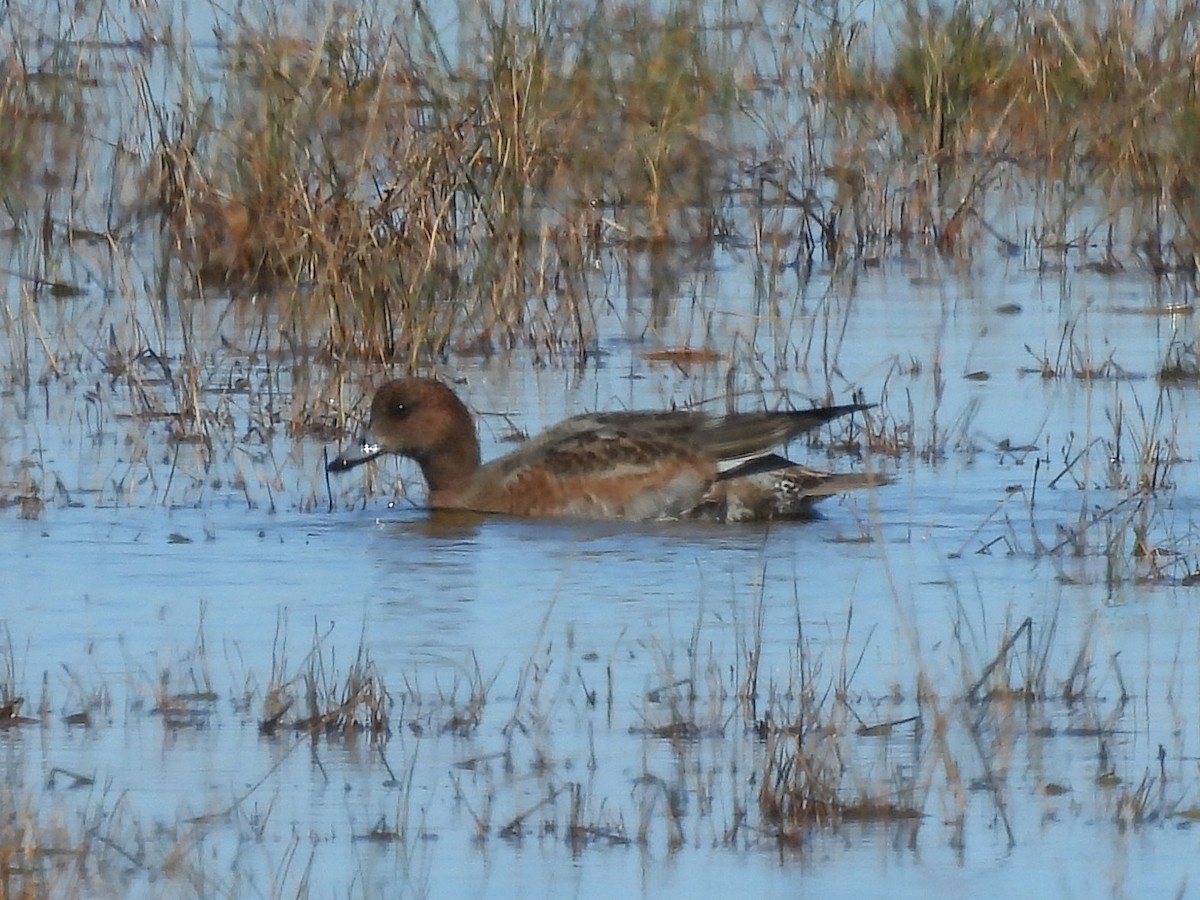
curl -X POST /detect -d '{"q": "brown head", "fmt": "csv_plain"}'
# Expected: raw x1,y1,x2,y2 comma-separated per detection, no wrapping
327,378,482,496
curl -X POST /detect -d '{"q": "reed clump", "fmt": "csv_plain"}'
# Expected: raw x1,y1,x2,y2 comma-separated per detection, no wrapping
146,3,734,364
4,0,1200,374
817,0,1200,262
259,622,392,738
750,636,925,837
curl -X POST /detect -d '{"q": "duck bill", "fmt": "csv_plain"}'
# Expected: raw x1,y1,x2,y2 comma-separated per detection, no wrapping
327,437,384,473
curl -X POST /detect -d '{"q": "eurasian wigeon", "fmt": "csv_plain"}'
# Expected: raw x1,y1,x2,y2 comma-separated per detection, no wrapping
328,377,886,521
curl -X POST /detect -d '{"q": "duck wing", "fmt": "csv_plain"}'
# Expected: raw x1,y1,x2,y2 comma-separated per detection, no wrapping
672,405,872,461
540,404,870,459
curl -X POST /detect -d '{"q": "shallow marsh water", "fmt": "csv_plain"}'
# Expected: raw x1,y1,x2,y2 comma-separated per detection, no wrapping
3,0,1200,895
4,247,1200,898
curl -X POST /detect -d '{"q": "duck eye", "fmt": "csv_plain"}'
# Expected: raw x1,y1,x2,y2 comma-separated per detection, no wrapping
393,402,409,419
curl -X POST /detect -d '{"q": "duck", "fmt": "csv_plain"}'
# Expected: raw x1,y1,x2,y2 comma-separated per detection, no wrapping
327,377,886,522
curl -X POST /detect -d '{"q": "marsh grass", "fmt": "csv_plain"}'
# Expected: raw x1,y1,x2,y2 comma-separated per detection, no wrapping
1,0,1198,885
0,583,1190,900
1158,338,1200,384
751,616,927,837
138,0,737,365
818,0,1200,265
259,617,393,738
959,379,1195,586
8,0,1200,381
0,625,33,726
3,9,1199,900
1,0,1197,534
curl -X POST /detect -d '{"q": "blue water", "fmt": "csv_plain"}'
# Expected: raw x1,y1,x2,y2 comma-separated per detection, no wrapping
4,248,1199,898
2,2,1200,895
